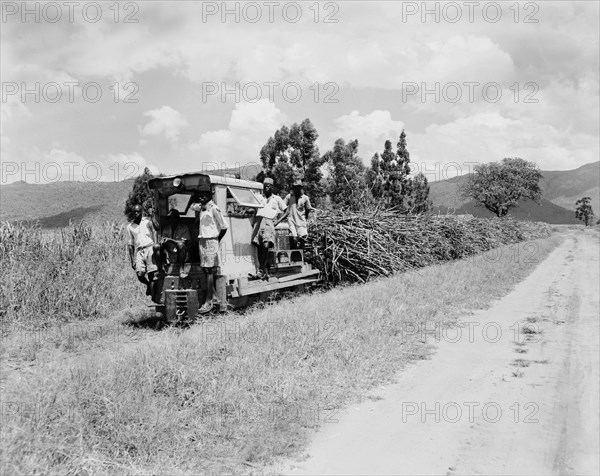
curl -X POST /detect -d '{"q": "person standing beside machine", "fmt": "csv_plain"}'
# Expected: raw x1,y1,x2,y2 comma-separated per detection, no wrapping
190,190,228,313
276,179,313,249
251,177,287,278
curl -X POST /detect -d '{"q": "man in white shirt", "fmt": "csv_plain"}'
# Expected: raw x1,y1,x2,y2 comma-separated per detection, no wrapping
251,177,286,278
190,191,228,313
276,179,313,249
127,204,158,298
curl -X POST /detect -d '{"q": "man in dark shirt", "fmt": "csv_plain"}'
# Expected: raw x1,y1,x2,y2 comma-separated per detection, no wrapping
159,208,191,278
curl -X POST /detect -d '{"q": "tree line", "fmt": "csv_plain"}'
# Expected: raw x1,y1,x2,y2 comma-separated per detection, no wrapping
124,118,432,219
256,118,432,213
127,117,597,224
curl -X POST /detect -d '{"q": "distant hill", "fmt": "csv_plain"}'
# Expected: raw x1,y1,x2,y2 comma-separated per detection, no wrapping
540,162,599,211
435,198,580,224
428,175,467,211
0,180,135,227
429,161,599,224
1,162,596,228
0,165,262,228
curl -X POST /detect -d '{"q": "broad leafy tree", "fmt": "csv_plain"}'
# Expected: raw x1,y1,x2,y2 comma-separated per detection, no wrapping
259,118,326,203
460,157,543,217
575,197,595,226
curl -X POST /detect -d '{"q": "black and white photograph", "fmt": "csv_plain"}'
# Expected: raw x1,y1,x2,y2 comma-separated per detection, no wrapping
1,1,599,474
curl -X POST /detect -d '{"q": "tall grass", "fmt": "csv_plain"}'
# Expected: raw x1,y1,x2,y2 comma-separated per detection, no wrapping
0,216,550,331
0,221,140,330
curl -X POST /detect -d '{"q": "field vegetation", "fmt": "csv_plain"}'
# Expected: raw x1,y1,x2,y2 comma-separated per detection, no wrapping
0,215,558,475
1,213,550,330
0,221,140,330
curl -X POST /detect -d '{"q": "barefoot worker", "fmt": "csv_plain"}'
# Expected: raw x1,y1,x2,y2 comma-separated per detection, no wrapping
127,204,159,299
190,191,228,313
251,177,286,279
158,208,192,278
276,179,313,249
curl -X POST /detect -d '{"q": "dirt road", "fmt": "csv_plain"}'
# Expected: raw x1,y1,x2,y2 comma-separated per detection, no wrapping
277,230,600,475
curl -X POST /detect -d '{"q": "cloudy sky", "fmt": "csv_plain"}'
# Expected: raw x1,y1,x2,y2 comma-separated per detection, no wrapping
1,1,598,184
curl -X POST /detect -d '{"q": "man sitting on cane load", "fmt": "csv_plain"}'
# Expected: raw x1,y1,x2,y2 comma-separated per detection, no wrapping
251,177,286,279
276,179,313,249
190,190,228,313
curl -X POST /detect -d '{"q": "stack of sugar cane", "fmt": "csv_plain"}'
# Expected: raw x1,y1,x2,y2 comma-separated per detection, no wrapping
307,209,550,285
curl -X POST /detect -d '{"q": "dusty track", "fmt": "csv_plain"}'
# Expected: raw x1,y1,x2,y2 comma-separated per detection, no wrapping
277,230,600,475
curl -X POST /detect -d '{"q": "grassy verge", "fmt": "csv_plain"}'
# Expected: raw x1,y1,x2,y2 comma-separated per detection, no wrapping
0,234,563,475
0,222,142,329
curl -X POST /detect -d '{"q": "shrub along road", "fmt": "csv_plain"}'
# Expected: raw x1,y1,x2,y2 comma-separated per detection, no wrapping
276,228,600,475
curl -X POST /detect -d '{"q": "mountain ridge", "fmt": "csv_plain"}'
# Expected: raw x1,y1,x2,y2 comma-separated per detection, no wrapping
429,161,599,224
1,162,597,227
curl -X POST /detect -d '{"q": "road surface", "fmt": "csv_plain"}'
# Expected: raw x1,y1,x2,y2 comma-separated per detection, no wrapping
277,230,600,475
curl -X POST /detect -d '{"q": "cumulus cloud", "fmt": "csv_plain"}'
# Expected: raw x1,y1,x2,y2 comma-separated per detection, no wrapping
1,96,32,150
326,109,599,183
409,112,600,179
187,99,286,168
1,147,158,184
4,2,596,91
103,152,160,179
328,110,405,164
2,1,597,178
3,146,89,184
139,106,189,143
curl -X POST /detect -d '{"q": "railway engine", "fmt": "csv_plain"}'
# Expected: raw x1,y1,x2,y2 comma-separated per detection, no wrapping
148,173,320,322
